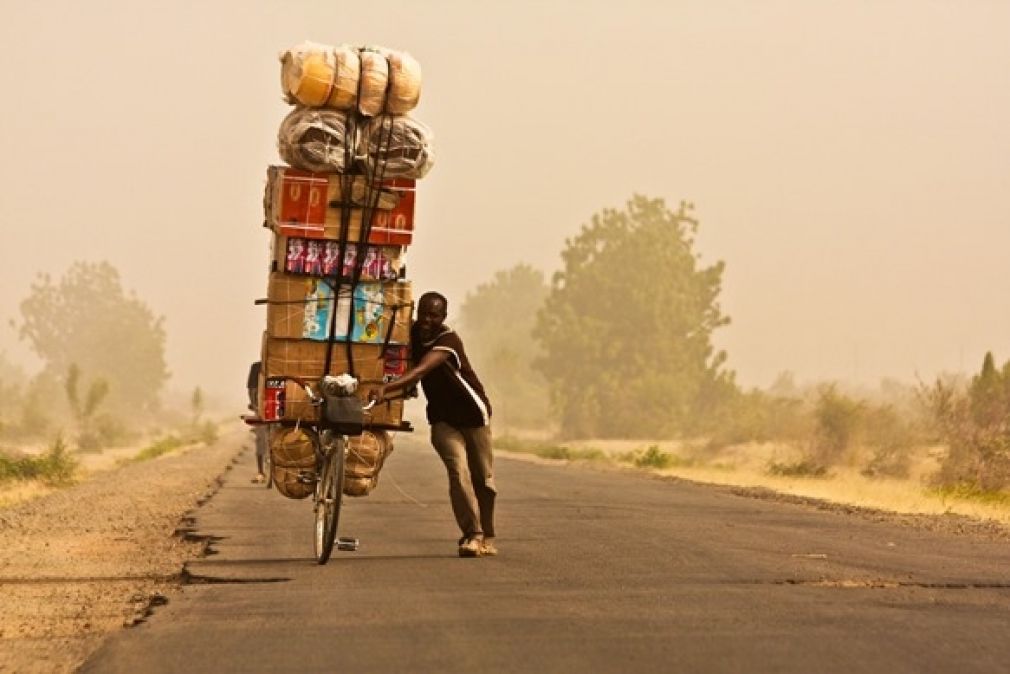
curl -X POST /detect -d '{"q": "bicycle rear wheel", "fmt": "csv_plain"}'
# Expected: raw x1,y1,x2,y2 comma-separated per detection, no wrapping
314,434,346,564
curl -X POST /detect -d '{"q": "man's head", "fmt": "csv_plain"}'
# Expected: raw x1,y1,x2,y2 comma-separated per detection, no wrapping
416,291,448,340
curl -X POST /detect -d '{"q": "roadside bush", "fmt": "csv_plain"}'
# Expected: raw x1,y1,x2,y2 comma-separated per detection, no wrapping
925,353,1010,491
193,420,219,446
766,460,828,478
809,386,863,467
703,389,811,450
492,434,605,462
859,405,919,479
129,435,186,463
0,435,78,485
634,445,673,469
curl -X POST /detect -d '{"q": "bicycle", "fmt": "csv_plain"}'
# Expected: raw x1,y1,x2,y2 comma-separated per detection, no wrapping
283,376,378,564
245,374,405,564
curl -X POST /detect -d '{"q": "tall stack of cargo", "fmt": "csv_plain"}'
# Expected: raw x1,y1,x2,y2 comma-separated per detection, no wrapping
257,41,434,498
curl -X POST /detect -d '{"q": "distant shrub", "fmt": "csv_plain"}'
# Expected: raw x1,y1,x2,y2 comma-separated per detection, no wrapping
193,420,218,445
767,460,828,478
0,435,78,485
94,414,137,448
929,483,1010,507
859,402,924,478
130,435,185,463
925,353,1010,491
38,435,78,485
492,434,605,462
810,386,863,466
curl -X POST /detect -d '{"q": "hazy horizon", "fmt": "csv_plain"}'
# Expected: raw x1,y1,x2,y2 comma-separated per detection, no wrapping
1,0,1008,406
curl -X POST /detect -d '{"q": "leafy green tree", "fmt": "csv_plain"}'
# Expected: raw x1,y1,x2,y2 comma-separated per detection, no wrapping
535,195,731,438
18,261,168,415
459,264,550,430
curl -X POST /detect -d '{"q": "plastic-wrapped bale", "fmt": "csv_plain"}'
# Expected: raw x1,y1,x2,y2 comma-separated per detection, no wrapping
357,48,389,117
268,425,317,499
343,429,393,496
359,115,434,179
278,107,354,173
381,49,422,114
280,42,359,110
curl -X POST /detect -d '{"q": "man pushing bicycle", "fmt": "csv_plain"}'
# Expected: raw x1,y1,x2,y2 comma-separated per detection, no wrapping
369,291,498,558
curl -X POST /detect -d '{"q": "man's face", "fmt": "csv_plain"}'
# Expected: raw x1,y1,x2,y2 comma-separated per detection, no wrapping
416,297,447,340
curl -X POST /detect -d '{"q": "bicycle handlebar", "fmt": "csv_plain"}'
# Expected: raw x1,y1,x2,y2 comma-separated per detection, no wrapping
275,376,380,411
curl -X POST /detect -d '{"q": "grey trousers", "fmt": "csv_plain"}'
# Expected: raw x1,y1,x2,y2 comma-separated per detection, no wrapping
430,422,496,539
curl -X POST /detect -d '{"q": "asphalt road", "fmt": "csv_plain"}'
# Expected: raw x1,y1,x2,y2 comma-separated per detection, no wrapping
83,431,1010,673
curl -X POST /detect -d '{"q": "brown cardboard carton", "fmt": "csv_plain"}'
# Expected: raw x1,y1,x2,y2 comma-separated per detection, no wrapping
265,275,411,345
262,337,408,382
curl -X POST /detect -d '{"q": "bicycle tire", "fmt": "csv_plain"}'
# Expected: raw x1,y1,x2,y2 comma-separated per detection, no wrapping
313,434,346,564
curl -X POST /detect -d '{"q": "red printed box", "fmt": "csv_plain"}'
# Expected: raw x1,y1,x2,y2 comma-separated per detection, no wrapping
264,166,415,246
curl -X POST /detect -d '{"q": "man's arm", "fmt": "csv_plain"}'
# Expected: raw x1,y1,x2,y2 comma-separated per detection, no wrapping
369,349,450,403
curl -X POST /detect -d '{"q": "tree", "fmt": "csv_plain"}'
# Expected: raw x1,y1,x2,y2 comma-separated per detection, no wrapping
459,264,550,430
18,261,168,414
191,386,205,426
64,363,110,450
534,195,731,438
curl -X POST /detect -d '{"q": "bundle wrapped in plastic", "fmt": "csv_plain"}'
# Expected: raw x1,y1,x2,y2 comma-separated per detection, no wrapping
280,42,359,110
357,48,389,117
381,49,422,114
277,107,354,173
343,429,393,497
359,115,434,179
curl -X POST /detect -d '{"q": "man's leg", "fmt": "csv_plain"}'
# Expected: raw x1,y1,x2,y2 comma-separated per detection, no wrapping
430,422,482,541
253,427,268,482
462,425,496,540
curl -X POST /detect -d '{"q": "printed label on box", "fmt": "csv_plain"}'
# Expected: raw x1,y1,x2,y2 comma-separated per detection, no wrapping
284,238,400,281
263,378,287,421
383,345,409,381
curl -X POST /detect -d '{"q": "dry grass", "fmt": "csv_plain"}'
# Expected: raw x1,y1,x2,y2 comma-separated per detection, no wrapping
0,426,218,509
497,432,1010,526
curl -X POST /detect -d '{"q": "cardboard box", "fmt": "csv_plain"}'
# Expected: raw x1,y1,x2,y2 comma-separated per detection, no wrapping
266,275,412,344
272,235,405,282
262,337,409,382
264,166,415,245
260,376,406,427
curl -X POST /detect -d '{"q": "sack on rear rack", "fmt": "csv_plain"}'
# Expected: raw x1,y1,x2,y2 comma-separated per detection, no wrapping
343,429,393,496
268,425,317,499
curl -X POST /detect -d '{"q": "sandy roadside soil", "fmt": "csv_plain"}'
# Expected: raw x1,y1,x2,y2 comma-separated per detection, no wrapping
0,427,245,674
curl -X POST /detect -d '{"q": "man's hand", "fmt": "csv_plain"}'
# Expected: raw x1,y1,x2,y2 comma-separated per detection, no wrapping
368,386,386,404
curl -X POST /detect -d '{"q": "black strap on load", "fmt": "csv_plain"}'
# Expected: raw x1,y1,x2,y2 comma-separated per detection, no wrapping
340,114,394,370
323,112,360,378
320,97,396,383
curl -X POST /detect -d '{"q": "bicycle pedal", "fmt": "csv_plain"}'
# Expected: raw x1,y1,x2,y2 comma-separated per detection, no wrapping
336,537,359,552
297,472,319,485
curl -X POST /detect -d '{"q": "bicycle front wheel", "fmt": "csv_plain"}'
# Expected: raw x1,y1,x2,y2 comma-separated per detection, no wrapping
314,436,346,564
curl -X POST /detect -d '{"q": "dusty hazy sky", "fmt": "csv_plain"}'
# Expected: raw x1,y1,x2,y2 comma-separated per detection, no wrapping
1,0,1008,403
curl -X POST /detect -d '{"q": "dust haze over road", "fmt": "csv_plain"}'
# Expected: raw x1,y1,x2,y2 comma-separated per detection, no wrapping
1,1,1009,402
